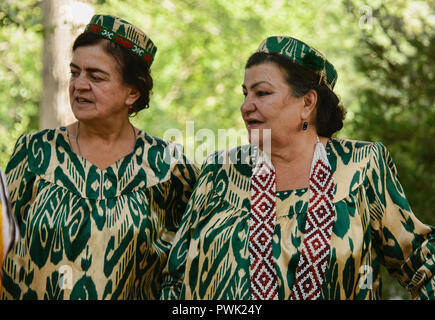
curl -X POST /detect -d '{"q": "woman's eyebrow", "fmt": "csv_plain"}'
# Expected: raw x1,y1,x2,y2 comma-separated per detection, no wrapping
69,63,110,77
242,81,273,90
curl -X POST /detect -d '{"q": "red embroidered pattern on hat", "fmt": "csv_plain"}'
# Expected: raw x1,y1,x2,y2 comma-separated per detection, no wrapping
144,54,153,65
85,22,155,66
89,24,101,33
114,36,132,48
290,154,335,300
249,160,279,300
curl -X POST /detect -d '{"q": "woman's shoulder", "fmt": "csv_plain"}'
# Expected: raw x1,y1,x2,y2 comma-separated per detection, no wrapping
5,127,67,188
27,126,63,138
16,127,68,171
329,137,374,152
15,127,67,147
138,130,171,148
194,145,253,187
329,137,390,164
135,130,198,177
137,131,191,162
8,127,65,163
329,137,396,199
202,145,252,167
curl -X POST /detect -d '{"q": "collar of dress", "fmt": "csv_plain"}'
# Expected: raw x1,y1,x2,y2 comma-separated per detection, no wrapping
249,137,336,300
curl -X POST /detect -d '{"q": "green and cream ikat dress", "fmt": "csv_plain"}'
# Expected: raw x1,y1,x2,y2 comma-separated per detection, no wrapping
1,127,199,299
161,138,435,300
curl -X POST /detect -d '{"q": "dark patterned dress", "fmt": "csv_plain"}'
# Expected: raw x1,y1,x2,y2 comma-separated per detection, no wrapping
161,138,435,299
1,127,199,299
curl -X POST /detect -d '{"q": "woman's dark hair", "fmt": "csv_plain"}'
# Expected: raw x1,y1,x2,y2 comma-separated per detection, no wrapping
246,52,345,137
72,32,153,115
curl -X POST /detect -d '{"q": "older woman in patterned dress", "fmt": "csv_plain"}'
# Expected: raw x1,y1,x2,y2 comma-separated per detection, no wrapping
161,36,435,300
1,15,198,299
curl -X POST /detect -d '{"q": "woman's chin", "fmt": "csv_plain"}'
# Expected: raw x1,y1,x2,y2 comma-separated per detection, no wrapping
248,128,272,147
71,105,97,121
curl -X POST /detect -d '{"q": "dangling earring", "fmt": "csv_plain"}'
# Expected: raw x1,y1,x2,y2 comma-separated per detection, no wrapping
302,121,308,130
128,105,133,114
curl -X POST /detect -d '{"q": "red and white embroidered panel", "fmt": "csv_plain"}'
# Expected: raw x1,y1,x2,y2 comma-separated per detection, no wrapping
249,160,279,300
291,154,335,300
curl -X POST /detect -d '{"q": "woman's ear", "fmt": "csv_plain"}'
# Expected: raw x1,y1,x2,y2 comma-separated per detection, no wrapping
125,87,141,106
301,89,317,120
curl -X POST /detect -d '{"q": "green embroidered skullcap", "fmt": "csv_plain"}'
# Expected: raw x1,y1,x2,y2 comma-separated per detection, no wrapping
257,36,338,90
85,14,157,67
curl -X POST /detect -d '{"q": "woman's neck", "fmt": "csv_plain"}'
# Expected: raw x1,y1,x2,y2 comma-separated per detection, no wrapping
67,117,137,170
76,116,133,143
271,130,320,164
259,130,329,191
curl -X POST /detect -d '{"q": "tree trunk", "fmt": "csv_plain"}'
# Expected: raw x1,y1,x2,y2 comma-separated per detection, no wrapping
40,0,94,129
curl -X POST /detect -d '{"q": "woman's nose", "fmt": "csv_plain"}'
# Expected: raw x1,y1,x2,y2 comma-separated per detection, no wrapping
72,73,90,91
241,94,256,115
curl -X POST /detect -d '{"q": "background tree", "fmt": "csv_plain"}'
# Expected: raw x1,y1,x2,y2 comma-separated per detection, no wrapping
40,0,94,129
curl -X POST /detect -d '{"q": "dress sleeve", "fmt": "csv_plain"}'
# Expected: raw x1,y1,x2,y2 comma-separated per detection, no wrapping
160,154,216,299
367,142,435,299
164,145,200,236
5,134,35,231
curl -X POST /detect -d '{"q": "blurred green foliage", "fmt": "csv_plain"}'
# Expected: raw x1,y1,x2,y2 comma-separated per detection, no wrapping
0,0,42,168
344,0,434,223
343,0,434,299
0,0,433,299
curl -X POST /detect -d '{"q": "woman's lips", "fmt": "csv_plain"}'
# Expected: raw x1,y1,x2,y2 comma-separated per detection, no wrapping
75,97,93,104
246,121,263,129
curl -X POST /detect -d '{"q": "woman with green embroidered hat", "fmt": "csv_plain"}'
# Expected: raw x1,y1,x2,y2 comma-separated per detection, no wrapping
161,36,435,300
1,14,198,299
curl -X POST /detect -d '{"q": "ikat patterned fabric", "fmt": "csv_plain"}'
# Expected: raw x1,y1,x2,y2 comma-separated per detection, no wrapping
1,127,198,299
161,139,435,300
257,36,338,90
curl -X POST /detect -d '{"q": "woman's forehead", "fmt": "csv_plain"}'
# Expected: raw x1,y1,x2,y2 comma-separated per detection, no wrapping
244,62,288,87
71,44,119,72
